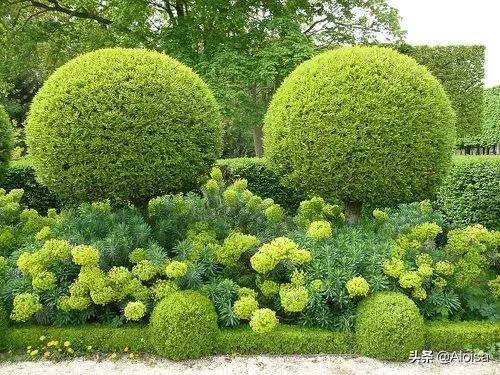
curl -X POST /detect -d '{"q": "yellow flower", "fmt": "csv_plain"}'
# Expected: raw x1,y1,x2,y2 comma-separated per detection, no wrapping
53,341,59,347
124,347,129,352
44,351,51,358
27,346,32,350
111,353,118,359
87,346,93,351
39,336,46,341
30,350,39,356
67,348,74,354
64,341,71,347
128,353,134,359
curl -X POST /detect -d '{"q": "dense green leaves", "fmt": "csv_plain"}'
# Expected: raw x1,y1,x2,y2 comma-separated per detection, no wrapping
264,46,456,208
26,48,223,206
355,292,425,360
0,105,13,173
149,291,219,359
437,156,500,229
392,44,485,141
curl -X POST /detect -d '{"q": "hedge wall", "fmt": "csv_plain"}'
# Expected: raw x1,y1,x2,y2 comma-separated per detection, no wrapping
216,158,306,212
391,44,485,141
3,321,498,357
462,85,500,147
0,158,60,214
437,156,500,229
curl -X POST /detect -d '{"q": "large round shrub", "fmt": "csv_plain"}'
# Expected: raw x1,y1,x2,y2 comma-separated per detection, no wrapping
26,48,223,205
149,290,219,360
0,105,13,172
355,291,424,361
263,46,456,210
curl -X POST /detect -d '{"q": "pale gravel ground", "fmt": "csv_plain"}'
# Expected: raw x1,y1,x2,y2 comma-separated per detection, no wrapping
0,354,498,375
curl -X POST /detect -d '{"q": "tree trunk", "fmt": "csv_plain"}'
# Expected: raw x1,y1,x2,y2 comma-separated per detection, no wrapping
344,202,362,225
253,126,264,157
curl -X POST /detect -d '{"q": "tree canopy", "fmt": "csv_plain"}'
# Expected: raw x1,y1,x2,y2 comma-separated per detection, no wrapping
1,0,403,155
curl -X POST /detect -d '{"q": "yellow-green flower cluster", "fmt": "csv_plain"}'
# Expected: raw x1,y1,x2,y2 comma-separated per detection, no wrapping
417,264,433,278
204,179,219,194
34,226,52,242
151,280,179,301
346,276,369,298
132,260,158,281
290,269,307,286
419,200,433,215
383,258,405,278
264,204,285,222
32,271,57,291
392,222,442,258
92,200,111,212
279,284,309,312
411,287,427,300
307,220,333,241
249,308,278,334
237,287,257,299
258,279,280,297
250,237,311,274
434,261,454,276
294,196,343,228
11,292,42,322
128,248,146,264
399,271,422,289
210,167,223,182
71,245,100,267
372,209,388,224
310,279,322,292
124,301,146,321
233,296,259,319
17,239,70,277
165,261,188,279
215,232,260,267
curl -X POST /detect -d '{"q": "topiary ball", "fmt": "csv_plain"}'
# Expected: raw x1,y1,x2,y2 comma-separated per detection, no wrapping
26,48,223,206
355,291,425,361
0,105,13,172
149,290,219,360
263,46,456,208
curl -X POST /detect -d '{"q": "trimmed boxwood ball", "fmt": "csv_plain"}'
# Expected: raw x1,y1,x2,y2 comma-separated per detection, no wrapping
149,290,219,360
26,48,223,206
355,291,424,361
263,46,456,210
0,105,13,172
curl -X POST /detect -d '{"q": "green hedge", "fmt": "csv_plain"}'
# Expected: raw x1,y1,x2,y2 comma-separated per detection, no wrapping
216,325,353,355
3,321,498,358
217,158,306,212
0,158,60,214
392,44,485,141
425,321,500,351
437,156,500,229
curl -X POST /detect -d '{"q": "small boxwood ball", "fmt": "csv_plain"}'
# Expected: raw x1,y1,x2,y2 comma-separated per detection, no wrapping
26,48,223,206
264,46,456,207
355,291,425,361
149,290,219,360
0,105,13,172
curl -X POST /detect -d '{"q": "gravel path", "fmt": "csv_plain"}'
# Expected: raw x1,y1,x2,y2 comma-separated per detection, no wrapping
0,354,498,375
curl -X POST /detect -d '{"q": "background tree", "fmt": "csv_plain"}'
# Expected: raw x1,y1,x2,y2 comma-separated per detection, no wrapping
1,0,403,156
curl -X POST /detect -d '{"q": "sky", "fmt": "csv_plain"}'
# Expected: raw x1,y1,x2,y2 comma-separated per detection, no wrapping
388,0,500,87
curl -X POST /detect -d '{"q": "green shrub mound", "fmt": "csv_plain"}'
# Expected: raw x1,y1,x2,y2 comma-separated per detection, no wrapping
0,105,13,172
355,291,425,361
437,156,500,229
26,48,223,206
263,46,456,208
149,290,219,360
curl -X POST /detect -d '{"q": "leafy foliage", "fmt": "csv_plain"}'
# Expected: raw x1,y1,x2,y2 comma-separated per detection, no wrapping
263,46,456,208
26,48,223,206
355,291,425,360
392,44,485,141
149,290,219,360
437,156,500,229
0,105,13,172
